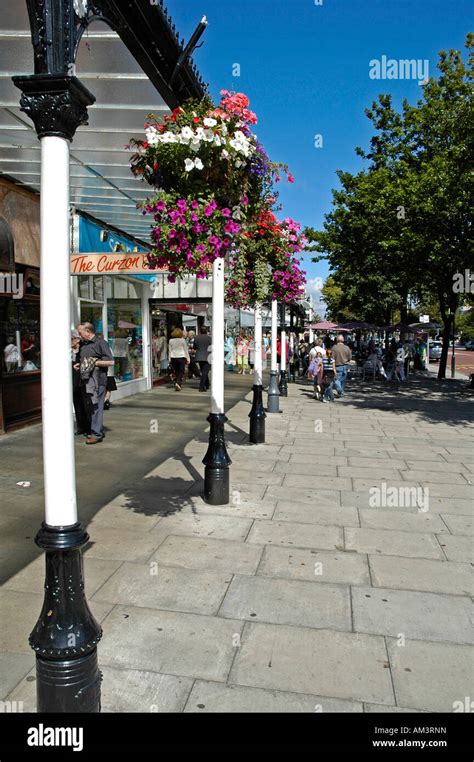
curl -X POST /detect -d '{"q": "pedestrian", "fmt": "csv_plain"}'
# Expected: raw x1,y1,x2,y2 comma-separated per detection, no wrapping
194,326,213,392
224,334,235,370
168,328,190,391
77,322,114,444
236,332,250,374
331,334,352,397
71,331,90,436
185,330,200,380
104,366,117,410
311,350,324,400
321,349,337,402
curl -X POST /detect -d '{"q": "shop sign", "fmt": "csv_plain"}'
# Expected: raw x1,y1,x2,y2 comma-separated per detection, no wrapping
70,252,168,275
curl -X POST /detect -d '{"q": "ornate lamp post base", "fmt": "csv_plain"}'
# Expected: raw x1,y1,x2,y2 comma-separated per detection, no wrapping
267,370,280,413
249,384,266,443
279,370,288,397
31,523,102,713
203,413,231,505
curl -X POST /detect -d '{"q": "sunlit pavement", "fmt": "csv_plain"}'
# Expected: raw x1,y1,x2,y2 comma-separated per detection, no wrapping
0,372,472,712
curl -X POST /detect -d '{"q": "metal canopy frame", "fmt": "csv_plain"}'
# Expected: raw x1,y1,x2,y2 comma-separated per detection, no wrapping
0,0,207,244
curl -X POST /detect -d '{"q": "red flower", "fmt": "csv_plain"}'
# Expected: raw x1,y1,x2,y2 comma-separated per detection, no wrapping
193,117,200,123
288,173,295,183
142,141,148,149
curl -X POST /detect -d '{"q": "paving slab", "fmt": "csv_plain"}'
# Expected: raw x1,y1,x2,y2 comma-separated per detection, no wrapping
148,512,253,545
369,554,473,596
229,622,394,705
2,555,122,597
247,520,343,551
184,680,362,712
219,575,351,631
0,652,35,700
440,514,474,536
265,485,341,505
83,526,165,562
273,502,359,528
352,586,473,644
359,508,448,534
99,605,242,681
344,527,444,559
92,561,232,616
151,535,263,575
386,638,474,712
258,546,371,586
436,534,473,562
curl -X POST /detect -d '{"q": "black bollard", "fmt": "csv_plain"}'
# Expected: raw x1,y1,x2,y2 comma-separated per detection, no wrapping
203,413,231,505
279,369,288,397
249,384,266,443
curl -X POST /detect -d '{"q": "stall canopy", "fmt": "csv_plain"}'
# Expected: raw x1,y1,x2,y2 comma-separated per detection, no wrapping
310,320,338,330
0,1,206,245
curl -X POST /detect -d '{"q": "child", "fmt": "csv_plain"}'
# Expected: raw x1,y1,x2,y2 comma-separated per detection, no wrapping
321,349,336,402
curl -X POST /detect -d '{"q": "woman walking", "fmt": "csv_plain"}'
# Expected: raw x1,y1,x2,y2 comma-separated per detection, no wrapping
168,328,190,391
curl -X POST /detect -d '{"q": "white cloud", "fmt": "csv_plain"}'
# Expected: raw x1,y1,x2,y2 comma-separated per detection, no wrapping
306,276,327,318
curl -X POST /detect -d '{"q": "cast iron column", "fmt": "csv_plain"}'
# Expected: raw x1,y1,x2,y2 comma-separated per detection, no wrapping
267,299,280,412
249,302,266,443
13,0,101,712
203,257,231,503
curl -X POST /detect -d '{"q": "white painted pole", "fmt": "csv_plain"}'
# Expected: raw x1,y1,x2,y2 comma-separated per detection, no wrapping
309,327,314,344
281,328,287,372
271,300,278,372
254,303,263,386
40,136,77,527
210,257,225,414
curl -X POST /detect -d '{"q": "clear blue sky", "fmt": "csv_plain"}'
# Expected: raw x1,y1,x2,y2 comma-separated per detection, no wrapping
169,0,472,314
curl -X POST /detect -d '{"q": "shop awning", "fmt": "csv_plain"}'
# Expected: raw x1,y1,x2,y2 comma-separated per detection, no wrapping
0,1,206,246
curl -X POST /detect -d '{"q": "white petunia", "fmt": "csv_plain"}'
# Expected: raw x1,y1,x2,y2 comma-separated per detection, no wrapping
221,149,230,159
203,117,217,127
194,158,204,170
181,126,194,140
184,158,195,172
203,129,215,142
145,128,159,146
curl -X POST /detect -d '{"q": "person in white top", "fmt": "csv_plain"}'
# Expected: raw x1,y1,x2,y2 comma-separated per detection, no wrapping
309,341,326,359
168,328,190,391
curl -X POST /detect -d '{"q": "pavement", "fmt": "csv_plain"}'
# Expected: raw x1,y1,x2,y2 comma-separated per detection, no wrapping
0,370,473,713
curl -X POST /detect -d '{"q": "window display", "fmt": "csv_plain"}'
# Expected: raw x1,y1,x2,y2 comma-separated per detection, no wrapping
107,298,143,381
0,299,41,374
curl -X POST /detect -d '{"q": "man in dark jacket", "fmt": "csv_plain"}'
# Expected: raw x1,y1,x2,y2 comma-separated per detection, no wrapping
193,327,213,392
77,323,114,444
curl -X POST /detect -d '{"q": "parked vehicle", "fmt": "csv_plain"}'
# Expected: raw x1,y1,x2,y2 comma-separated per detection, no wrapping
463,340,474,351
429,340,443,361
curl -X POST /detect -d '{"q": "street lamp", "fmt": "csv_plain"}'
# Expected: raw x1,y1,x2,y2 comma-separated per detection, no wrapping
249,302,266,443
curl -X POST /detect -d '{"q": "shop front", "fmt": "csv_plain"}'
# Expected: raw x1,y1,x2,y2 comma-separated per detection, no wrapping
149,273,212,384
0,179,41,432
71,214,151,399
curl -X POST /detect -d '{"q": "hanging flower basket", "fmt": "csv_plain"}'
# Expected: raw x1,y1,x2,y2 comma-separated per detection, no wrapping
225,213,307,308
128,91,291,279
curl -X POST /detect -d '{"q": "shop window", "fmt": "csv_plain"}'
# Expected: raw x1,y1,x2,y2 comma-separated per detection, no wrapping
78,276,91,299
80,303,104,336
1,299,41,374
93,277,104,302
107,298,143,382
